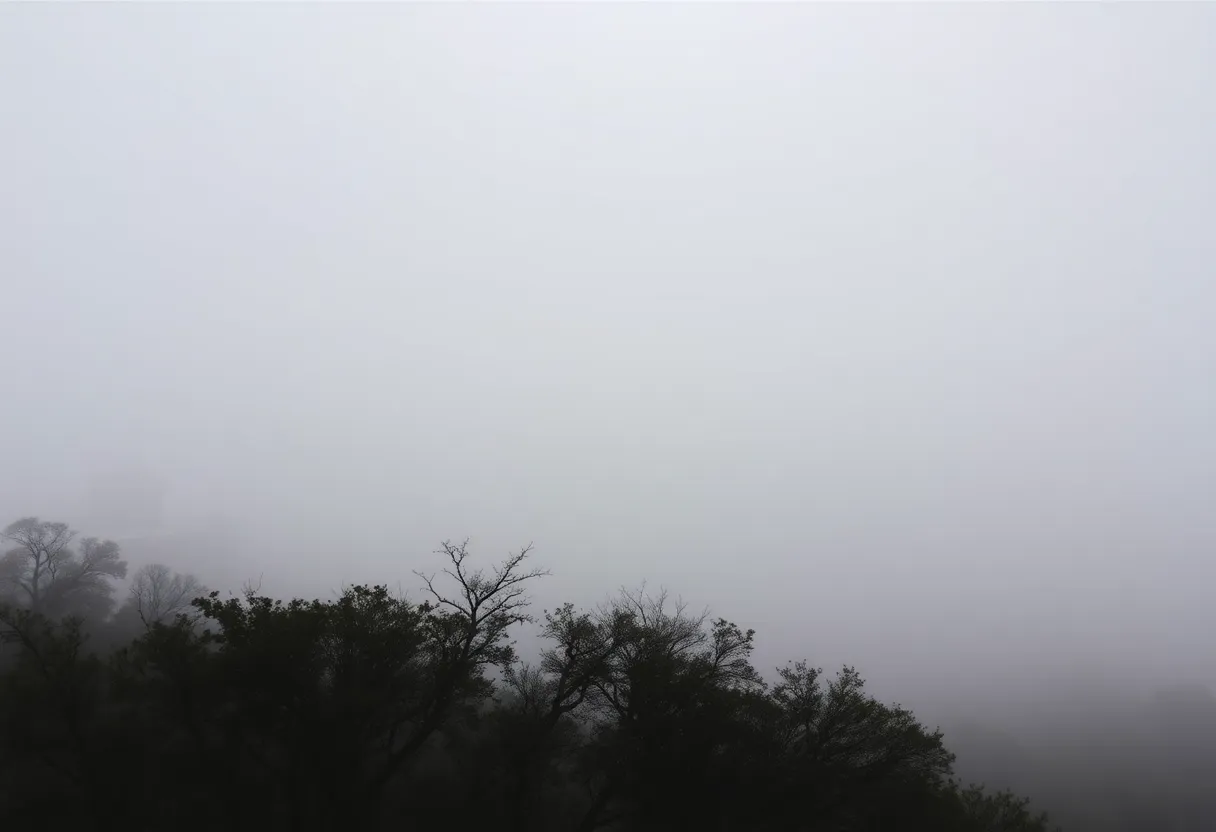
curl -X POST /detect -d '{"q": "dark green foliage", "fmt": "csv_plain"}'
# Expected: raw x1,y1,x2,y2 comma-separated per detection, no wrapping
0,534,1061,832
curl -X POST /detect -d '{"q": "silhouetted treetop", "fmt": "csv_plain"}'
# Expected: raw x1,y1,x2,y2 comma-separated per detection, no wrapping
0,530,1063,832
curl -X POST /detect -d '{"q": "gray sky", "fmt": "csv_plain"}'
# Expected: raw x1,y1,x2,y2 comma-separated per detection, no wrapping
3,5,1214,709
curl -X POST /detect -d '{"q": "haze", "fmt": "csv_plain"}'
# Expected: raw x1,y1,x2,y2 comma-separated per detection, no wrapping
2,4,1213,719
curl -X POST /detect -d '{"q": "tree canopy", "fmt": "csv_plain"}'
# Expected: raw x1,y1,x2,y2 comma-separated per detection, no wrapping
0,522,1064,832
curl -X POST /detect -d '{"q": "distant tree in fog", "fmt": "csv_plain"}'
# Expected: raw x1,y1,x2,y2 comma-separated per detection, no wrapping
0,517,127,620
125,563,207,627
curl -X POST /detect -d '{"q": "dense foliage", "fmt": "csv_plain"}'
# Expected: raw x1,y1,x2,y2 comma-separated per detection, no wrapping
1,519,1062,831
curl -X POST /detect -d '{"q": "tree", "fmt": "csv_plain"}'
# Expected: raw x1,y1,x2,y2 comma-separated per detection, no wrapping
497,601,634,832
0,518,127,620
518,587,770,832
771,661,954,780
0,603,119,827
125,563,207,627
762,661,957,830
0,540,1066,832
956,784,1061,832
0,519,74,611
378,541,549,791
104,540,548,830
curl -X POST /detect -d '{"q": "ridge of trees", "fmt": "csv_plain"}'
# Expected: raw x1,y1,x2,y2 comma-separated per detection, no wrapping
0,518,1059,831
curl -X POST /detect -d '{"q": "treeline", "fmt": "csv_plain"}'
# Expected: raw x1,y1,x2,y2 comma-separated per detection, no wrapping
0,517,1057,831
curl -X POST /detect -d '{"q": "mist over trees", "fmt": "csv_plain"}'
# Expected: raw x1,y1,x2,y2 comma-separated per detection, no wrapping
4,3,1213,829
3,519,1215,830
0,520,1072,832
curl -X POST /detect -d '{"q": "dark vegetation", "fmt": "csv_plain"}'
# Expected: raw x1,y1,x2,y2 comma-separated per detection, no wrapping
0,516,1202,831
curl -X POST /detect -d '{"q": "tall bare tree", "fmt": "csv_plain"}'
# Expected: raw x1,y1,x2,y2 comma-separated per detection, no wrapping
127,563,207,627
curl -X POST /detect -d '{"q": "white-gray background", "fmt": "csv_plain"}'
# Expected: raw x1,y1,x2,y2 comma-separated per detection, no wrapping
3,4,1213,714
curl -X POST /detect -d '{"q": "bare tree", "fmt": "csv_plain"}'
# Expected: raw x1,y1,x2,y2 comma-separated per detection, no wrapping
0,518,127,617
366,541,549,802
414,540,550,672
128,563,207,627
0,519,75,610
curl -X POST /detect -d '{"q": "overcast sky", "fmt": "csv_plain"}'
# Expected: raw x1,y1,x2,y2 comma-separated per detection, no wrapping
3,5,1214,709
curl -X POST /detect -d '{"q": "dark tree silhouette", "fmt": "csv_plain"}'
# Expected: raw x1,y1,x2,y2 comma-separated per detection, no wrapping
0,532,1065,832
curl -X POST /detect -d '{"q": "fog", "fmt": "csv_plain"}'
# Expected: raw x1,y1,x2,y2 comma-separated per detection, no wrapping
3,3,1214,722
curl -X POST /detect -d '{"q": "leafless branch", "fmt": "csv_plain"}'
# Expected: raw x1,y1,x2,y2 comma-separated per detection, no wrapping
130,563,207,628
